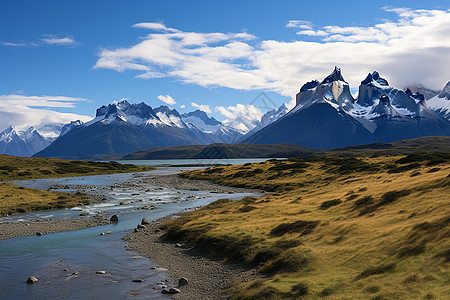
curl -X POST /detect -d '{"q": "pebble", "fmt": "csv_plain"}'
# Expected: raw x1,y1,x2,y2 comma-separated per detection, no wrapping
175,243,182,247
137,225,146,230
95,271,106,274
36,232,43,236
27,276,38,284
178,277,188,286
169,287,181,294
141,218,150,225
132,279,144,283
109,215,119,223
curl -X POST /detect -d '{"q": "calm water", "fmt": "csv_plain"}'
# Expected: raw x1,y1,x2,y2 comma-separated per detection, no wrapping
114,158,276,166
0,161,265,299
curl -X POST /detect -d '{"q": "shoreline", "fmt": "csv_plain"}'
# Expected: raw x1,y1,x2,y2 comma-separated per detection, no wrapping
123,215,261,300
0,215,109,240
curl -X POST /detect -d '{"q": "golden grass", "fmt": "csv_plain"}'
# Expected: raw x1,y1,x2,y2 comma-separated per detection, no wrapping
163,154,450,299
0,154,153,181
0,154,154,216
0,182,90,216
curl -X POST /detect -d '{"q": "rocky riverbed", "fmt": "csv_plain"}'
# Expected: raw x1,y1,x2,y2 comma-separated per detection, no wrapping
124,216,261,300
0,216,109,240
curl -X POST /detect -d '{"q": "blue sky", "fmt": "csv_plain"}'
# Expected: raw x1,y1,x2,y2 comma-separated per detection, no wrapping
1,0,449,131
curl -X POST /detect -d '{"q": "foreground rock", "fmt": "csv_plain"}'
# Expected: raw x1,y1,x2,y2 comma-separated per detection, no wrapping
109,215,119,223
26,276,38,284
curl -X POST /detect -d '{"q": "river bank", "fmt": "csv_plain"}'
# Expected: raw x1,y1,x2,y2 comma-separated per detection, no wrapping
124,215,261,300
0,216,108,240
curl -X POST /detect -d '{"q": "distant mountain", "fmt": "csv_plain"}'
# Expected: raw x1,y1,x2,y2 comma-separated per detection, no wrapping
0,126,51,157
35,101,217,159
403,85,439,100
180,110,242,143
427,81,450,120
242,67,376,149
243,103,289,141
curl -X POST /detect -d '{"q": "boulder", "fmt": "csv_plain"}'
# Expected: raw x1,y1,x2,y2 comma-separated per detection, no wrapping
178,277,188,286
119,201,132,205
110,215,119,223
141,218,150,225
132,279,144,283
26,276,38,284
161,289,170,294
137,225,146,230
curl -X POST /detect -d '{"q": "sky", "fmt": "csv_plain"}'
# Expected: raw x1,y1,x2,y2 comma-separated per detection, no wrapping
1,0,450,132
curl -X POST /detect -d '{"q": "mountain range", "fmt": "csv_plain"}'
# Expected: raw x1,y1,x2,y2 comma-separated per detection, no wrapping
1,67,449,159
242,67,450,149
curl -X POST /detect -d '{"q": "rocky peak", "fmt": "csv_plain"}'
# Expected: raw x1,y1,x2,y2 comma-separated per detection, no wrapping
321,66,346,84
300,80,320,92
438,81,450,99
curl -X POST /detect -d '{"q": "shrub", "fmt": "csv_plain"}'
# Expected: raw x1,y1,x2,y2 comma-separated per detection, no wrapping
270,220,319,236
260,251,310,274
397,243,426,257
291,282,308,296
239,205,257,212
356,263,396,280
354,195,374,208
387,163,421,173
320,199,342,209
379,190,410,205
427,167,441,173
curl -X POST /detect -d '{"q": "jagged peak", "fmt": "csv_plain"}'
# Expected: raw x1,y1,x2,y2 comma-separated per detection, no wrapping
438,81,450,98
361,71,389,86
321,66,346,84
300,80,320,92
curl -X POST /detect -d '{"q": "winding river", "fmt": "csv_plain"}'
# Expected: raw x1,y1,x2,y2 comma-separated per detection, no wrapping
0,160,266,299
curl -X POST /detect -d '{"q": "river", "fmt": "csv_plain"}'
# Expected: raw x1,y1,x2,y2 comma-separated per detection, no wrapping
0,160,265,299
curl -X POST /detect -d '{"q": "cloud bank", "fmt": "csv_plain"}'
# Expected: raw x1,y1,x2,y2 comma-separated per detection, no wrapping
158,94,176,105
0,94,91,131
94,8,450,100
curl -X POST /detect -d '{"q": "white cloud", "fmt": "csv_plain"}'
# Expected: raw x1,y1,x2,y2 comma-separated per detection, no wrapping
191,102,211,113
94,7,450,99
158,94,176,105
0,94,91,131
215,104,263,133
286,20,314,30
41,35,76,45
133,22,180,33
180,104,185,108
2,35,77,47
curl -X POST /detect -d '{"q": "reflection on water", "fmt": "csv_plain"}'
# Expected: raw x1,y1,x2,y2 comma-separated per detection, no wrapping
0,165,262,299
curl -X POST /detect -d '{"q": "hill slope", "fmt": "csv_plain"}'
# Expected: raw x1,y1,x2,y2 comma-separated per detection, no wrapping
162,154,450,299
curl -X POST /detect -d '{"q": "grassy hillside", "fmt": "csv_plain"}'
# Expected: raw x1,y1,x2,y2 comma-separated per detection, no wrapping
0,182,91,216
122,136,450,160
162,153,450,299
0,154,152,181
122,143,318,160
0,155,153,216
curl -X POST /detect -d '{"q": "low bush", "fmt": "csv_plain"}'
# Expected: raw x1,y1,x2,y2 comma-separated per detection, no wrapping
260,250,310,274
291,282,308,296
356,263,396,280
320,199,342,209
270,220,319,236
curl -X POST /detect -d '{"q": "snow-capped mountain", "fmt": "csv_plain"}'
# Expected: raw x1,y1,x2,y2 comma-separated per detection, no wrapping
427,81,450,120
35,100,240,159
0,121,83,157
243,67,450,149
243,67,376,149
403,85,439,100
243,103,290,140
0,126,51,156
